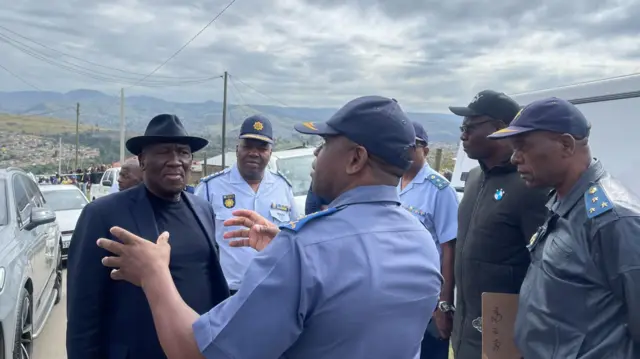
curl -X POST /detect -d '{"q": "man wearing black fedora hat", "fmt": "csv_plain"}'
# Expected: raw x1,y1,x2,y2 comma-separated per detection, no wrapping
66,114,229,359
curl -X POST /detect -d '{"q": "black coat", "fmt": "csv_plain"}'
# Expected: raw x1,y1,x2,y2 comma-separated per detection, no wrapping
66,184,229,359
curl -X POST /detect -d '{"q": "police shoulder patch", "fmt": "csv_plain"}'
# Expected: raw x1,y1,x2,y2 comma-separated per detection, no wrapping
426,172,450,190
279,207,338,232
273,170,293,187
200,168,229,183
584,183,613,219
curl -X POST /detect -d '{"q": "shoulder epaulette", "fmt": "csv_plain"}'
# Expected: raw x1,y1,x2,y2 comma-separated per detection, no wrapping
273,170,292,187
426,173,450,190
584,183,613,219
200,168,228,183
279,207,338,232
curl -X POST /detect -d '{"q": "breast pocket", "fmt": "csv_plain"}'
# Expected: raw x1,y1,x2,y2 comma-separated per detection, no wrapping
269,208,291,224
540,232,588,320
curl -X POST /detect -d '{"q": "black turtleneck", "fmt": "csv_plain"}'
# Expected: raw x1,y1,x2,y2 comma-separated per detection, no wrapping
146,189,216,315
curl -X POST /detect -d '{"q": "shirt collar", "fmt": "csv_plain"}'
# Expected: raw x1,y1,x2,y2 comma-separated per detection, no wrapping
330,185,401,208
548,159,605,216
230,164,274,184
397,163,430,192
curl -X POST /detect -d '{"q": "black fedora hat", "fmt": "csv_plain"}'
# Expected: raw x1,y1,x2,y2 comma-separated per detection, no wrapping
126,114,208,155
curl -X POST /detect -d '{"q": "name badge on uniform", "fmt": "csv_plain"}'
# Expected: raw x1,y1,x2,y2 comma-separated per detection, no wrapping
223,194,235,208
270,203,290,212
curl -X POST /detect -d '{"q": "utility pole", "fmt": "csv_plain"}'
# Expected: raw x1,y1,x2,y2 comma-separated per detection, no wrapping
221,71,228,167
58,137,62,175
75,102,80,170
120,88,125,164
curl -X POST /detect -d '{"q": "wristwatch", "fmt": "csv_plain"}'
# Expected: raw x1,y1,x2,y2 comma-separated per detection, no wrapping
438,301,455,313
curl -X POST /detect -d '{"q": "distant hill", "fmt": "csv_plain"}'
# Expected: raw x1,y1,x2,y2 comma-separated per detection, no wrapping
0,112,102,135
0,89,462,144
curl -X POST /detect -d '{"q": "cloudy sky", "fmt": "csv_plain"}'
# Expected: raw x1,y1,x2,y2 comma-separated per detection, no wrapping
1,0,639,112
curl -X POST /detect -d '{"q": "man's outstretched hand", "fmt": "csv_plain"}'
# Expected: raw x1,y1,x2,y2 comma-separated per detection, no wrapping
223,209,281,252
97,227,171,288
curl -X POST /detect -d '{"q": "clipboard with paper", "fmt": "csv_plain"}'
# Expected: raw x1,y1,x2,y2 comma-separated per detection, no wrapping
480,293,523,359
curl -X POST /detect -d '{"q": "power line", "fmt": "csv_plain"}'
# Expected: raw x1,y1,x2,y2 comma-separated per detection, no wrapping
229,75,318,121
229,74,293,108
0,61,42,91
0,33,223,87
125,0,237,90
0,24,215,81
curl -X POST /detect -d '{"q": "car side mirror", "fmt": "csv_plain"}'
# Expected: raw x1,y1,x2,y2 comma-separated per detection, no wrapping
102,180,112,187
25,207,56,230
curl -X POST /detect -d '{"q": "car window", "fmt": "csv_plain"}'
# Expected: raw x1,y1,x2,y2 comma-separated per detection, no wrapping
275,154,315,196
0,179,7,226
23,176,45,207
42,190,88,211
12,175,30,213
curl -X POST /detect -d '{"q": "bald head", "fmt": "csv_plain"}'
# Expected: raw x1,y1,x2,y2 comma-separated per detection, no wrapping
118,158,142,191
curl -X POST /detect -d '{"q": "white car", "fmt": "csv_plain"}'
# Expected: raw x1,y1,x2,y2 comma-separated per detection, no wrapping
268,147,316,212
89,167,120,200
40,184,89,260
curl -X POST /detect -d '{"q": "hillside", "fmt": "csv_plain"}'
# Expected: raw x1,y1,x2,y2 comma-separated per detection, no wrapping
0,112,104,135
0,89,462,144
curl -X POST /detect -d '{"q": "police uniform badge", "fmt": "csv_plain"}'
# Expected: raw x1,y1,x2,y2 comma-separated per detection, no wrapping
584,183,613,219
253,121,264,131
223,194,236,209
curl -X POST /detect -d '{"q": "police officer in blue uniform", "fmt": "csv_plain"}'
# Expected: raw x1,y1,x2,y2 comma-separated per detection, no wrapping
399,121,459,359
488,97,640,358
96,95,444,359
305,147,329,214
194,114,299,294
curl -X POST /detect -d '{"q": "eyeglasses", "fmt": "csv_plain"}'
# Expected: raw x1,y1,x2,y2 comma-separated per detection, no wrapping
459,119,495,134
415,140,427,148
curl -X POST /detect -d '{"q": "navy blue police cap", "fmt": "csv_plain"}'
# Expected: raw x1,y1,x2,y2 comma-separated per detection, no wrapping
239,114,274,144
412,121,429,145
293,95,415,170
487,97,590,139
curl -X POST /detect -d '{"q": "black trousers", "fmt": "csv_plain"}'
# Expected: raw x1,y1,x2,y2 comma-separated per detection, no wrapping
421,319,450,359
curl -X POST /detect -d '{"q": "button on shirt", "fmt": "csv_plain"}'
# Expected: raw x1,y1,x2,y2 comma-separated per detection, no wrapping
195,165,299,290
515,160,640,359
398,164,459,254
192,185,443,359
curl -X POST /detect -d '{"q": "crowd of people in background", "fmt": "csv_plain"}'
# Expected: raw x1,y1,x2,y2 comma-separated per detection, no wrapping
36,164,114,191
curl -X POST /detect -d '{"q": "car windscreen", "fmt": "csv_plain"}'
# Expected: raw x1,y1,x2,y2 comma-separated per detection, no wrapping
0,179,6,225
275,154,314,197
43,189,88,212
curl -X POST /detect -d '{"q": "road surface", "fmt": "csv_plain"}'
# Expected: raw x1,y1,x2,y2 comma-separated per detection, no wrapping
34,270,67,359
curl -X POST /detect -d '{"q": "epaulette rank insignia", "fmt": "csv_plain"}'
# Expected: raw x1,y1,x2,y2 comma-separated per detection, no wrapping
427,173,449,190
279,207,338,232
200,169,226,183
584,184,613,219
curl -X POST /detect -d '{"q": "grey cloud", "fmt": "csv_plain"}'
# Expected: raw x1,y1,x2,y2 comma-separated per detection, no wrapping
0,0,639,112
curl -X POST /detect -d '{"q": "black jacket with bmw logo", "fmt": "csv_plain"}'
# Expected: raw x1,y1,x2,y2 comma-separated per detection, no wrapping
451,160,549,359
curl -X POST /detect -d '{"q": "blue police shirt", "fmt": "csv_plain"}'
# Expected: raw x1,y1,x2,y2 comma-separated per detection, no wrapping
194,165,299,290
398,164,459,254
192,185,442,359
